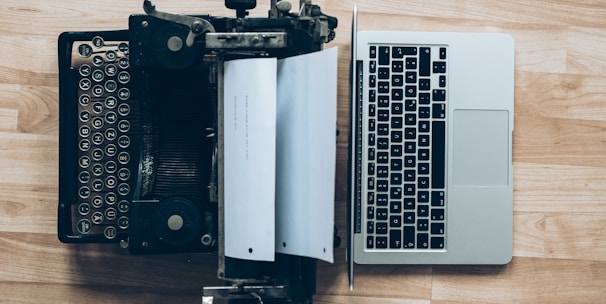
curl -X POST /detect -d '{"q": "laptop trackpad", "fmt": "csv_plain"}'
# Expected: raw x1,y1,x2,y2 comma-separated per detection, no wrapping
452,110,510,186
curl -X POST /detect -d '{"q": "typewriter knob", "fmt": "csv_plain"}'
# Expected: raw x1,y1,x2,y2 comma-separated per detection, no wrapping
225,0,256,18
276,1,292,13
152,196,203,246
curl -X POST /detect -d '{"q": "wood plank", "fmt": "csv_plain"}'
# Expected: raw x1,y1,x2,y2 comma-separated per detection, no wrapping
513,212,545,258
0,282,210,304
545,214,606,261
432,257,606,303
327,0,606,28
0,132,57,187
514,162,606,213
315,294,429,304
0,232,222,287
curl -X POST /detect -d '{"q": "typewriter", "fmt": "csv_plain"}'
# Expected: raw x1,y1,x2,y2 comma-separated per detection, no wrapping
57,0,337,303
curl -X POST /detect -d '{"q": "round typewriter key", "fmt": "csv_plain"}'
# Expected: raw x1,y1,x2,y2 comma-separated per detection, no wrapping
118,71,130,84
105,192,117,205
118,57,129,69
105,111,117,124
118,200,129,213
91,163,103,176
92,148,104,161
92,179,104,192
104,226,117,240
92,69,104,82
92,165,104,177
106,50,117,62
118,42,129,54
79,110,91,122
92,36,104,48
118,120,130,132
76,219,92,234
105,144,117,157
117,183,130,196
118,151,130,164
78,171,91,183
105,128,117,141
105,176,117,189
78,203,91,216
105,207,117,221
79,78,91,91
118,88,130,101
105,80,117,93
78,44,93,58
118,135,130,148
92,85,104,97
91,196,103,208
78,186,91,199
78,139,90,152
78,64,91,77
79,125,90,137
79,94,91,106
78,156,91,168
92,132,104,145
91,211,104,224
117,103,130,116
104,96,117,109
91,117,104,129
118,168,130,181
92,55,104,66
105,161,117,174
105,64,117,77
118,216,129,229
92,102,104,114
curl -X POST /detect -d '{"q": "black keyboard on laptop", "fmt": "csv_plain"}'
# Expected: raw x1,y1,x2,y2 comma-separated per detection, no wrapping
362,44,448,250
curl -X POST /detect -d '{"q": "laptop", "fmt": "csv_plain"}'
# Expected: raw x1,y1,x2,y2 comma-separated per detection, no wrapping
347,6,514,274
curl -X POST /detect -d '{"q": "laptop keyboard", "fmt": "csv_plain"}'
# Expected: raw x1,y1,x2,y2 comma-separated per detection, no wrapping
364,44,447,250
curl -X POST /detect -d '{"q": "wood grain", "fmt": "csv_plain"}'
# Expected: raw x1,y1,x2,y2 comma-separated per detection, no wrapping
1,0,606,303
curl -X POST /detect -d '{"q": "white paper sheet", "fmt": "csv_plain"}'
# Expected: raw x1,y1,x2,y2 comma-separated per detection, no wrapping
223,57,277,262
275,47,338,263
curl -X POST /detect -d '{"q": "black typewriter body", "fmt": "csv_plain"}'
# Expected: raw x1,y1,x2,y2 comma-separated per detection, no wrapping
58,1,337,303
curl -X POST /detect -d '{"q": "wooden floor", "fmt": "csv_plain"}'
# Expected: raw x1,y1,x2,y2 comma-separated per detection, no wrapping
1,0,605,303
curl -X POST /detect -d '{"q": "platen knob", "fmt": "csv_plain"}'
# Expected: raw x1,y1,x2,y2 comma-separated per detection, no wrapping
152,196,203,246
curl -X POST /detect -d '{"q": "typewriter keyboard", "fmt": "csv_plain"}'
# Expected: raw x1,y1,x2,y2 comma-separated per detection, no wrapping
71,36,135,240
364,45,447,250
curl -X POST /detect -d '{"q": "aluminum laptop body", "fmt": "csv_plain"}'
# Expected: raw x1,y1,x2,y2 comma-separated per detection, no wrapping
348,8,514,267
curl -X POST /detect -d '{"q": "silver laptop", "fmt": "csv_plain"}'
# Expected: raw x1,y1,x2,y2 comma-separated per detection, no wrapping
348,6,514,271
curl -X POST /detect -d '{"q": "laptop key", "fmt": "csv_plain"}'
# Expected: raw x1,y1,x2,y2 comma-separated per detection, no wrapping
431,121,446,188
376,236,388,248
390,229,402,248
369,46,377,58
431,222,444,234
403,226,415,248
431,209,445,221
431,237,445,249
376,208,388,220
376,222,388,234
417,233,429,248
367,236,374,248
378,46,390,65
419,47,431,76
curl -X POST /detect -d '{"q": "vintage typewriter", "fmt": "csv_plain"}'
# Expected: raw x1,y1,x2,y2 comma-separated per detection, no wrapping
57,0,337,303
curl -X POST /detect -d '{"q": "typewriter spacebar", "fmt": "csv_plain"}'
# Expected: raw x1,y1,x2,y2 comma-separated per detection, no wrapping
431,121,445,189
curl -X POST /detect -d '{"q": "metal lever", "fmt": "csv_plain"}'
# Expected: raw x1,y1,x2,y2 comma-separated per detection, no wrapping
143,0,215,47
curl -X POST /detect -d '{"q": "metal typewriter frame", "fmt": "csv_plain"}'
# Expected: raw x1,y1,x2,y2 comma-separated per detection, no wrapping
61,0,337,303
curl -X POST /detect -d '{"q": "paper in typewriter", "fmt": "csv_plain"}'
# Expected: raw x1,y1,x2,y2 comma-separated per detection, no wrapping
223,48,338,263
275,47,338,263
223,57,277,261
